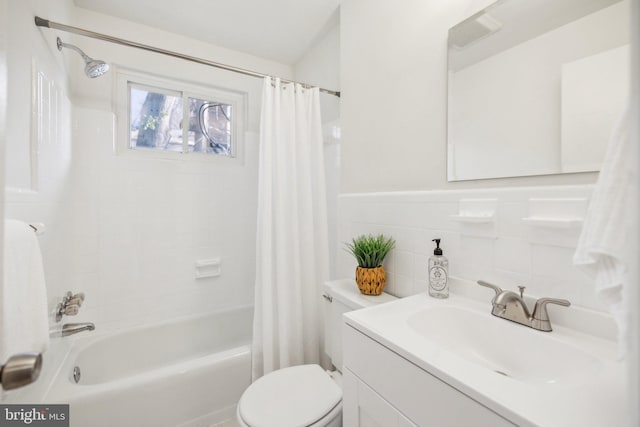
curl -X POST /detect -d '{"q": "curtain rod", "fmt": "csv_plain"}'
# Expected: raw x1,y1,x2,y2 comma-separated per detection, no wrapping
34,16,340,98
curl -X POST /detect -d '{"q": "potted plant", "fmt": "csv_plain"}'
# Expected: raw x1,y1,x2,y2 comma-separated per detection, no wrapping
345,234,395,295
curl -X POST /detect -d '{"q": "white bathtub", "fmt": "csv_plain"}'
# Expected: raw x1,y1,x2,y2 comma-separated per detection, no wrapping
46,306,253,427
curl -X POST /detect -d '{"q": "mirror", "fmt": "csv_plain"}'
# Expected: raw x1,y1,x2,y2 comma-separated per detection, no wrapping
447,0,630,181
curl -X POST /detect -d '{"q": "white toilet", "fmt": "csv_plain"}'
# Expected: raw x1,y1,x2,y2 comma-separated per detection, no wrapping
237,279,396,427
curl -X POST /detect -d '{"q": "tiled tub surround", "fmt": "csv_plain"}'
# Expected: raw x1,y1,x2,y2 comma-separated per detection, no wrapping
336,185,604,313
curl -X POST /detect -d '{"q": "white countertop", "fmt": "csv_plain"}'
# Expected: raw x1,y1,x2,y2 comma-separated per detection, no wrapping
344,292,625,427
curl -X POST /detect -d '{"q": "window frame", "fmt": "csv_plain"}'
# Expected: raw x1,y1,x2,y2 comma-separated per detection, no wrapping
115,68,246,163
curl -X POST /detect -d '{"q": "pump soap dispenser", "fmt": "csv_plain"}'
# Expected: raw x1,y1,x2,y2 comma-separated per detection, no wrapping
429,238,449,298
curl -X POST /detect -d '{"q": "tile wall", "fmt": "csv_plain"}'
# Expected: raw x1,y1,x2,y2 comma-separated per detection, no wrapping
336,185,605,312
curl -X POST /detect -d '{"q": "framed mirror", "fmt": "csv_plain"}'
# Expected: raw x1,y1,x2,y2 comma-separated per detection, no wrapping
447,0,630,181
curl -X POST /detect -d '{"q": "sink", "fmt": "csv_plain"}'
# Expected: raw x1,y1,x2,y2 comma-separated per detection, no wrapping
343,290,623,427
406,306,602,384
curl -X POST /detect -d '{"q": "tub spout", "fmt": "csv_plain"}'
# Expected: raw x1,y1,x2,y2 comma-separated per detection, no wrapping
62,322,95,337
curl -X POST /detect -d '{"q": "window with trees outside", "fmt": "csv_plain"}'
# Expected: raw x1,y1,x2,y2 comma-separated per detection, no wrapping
117,70,245,160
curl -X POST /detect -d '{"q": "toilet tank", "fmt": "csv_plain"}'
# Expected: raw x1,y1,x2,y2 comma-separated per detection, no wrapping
322,279,397,371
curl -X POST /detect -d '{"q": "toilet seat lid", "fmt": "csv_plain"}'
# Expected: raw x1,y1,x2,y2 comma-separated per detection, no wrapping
239,364,342,427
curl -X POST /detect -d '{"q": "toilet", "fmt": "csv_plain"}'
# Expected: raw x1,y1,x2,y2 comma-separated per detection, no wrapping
237,279,397,427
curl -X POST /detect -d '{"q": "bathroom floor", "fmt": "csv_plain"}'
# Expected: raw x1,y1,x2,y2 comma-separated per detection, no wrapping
210,419,240,427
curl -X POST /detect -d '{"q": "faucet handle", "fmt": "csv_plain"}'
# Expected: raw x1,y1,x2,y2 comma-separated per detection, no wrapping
71,292,85,302
532,297,571,332
63,304,80,316
66,297,83,307
477,280,502,297
517,286,525,299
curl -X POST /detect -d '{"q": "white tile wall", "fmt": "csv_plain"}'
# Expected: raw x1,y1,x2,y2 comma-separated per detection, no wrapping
5,95,259,332
336,185,606,312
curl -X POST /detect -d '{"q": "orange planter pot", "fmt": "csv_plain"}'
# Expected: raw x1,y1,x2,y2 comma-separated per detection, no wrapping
355,265,386,296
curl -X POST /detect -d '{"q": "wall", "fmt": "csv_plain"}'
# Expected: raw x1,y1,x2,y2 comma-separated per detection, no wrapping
336,0,634,327
294,22,341,277
2,0,77,402
4,0,293,342
4,0,75,319
339,0,600,192
68,7,295,327
628,0,639,423
0,0,7,385
336,185,607,316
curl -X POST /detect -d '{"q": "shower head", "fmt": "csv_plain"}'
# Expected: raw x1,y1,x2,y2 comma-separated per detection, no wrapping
57,37,109,78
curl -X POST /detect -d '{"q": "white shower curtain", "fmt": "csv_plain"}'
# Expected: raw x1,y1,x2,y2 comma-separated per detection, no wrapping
252,77,330,380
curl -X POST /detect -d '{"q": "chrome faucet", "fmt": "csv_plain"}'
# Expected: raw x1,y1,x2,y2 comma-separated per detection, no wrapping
477,280,570,332
61,322,95,337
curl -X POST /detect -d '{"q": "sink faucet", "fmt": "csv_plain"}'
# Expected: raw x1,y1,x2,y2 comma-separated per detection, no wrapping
61,322,95,337
477,280,570,332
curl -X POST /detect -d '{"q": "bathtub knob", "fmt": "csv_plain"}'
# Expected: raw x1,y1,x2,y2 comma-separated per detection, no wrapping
72,292,85,302
63,304,80,316
67,297,83,307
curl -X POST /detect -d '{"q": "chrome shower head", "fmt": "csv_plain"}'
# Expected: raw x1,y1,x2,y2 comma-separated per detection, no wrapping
57,37,109,78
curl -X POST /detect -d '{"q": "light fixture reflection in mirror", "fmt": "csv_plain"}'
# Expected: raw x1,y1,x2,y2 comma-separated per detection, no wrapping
447,0,630,181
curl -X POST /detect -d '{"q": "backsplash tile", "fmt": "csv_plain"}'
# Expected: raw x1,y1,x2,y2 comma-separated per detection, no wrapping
336,185,602,311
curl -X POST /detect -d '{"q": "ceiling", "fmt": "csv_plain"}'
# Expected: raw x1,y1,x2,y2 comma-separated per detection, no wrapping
73,0,340,64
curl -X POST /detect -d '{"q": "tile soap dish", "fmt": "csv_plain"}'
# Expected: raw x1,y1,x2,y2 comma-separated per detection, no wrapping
449,214,495,224
521,217,583,228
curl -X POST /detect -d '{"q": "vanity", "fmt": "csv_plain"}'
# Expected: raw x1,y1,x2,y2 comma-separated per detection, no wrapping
342,284,624,427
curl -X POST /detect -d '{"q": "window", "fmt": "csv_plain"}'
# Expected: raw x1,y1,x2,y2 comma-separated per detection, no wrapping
117,69,245,161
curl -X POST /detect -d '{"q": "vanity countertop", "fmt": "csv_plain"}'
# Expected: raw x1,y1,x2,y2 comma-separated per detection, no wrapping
344,292,625,427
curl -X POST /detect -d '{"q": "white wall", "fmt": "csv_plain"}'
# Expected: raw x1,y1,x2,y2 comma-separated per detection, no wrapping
337,185,605,314
336,0,631,344
62,6,294,328
628,0,639,424
340,0,600,192
4,0,75,316
2,0,77,402
4,0,294,335
0,0,7,381
294,23,341,278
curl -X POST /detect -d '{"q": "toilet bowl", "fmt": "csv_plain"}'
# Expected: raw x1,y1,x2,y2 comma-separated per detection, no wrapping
237,364,342,427
237,279,397,427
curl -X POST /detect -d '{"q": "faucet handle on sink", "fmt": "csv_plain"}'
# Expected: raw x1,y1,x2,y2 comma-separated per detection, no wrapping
477,280,502,297
532,297,571,332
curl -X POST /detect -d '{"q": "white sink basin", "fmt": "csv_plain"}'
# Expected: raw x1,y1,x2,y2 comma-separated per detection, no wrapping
343,290,624,427
407,306,602,384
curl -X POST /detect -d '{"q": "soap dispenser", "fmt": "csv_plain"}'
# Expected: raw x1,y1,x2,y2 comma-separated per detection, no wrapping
428,238,449,298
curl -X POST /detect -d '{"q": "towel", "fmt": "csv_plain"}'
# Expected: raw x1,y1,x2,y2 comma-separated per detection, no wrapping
573,106,633,357
0,220,49,363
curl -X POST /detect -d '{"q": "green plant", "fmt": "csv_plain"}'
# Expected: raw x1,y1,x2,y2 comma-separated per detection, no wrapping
345,234,395,268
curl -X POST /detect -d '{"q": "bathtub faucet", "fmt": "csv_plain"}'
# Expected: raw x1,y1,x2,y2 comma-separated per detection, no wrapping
61,322,95,337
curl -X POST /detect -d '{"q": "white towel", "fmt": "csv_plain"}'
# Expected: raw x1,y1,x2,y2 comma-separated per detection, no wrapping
0,220,49,363
573,106,633,356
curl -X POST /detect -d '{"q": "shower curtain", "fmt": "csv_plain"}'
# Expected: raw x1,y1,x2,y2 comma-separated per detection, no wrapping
252,77,330,380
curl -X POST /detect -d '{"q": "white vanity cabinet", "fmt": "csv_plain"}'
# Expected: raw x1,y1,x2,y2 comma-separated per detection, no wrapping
342,324,515,427
343,367,417,427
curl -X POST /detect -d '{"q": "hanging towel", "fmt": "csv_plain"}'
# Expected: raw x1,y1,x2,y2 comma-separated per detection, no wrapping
573,106,633,357
0,220,49,363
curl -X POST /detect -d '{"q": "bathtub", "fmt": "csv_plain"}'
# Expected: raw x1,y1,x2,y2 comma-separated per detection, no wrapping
45,306,253,427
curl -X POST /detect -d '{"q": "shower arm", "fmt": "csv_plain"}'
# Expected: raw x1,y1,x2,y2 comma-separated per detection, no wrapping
57,38,92,63
34,16,341,98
